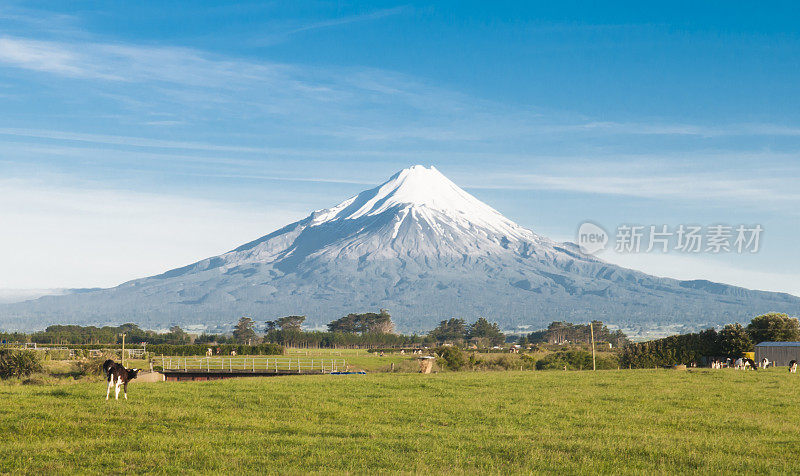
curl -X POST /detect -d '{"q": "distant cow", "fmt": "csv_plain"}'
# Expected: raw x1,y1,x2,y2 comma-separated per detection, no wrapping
734,358,744,370
760,358,770,369
103,359,140,401
744,358,757,370
790,360,797,373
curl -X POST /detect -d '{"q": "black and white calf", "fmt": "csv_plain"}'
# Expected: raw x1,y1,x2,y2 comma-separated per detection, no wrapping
103,359,140,400
790,360,797,373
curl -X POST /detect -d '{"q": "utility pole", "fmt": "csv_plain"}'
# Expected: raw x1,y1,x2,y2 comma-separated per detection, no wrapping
590,322,596,371
121,333,126,367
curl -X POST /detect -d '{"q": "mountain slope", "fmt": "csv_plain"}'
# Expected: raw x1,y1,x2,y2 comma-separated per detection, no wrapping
2,165,799,332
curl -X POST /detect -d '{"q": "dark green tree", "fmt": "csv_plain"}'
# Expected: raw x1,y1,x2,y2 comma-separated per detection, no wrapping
746,313,800,344
118,323,149,343
168,326,191,344
274,316,306,332
525,328,548,344
607,329,631,348
327,314,359,333
367,310,394,334
718,323,753,357
233,317,258,344
327,310,394,334
195,333,233,344
435,346,467,371
428,318,467,344
467,318,505,346
545,321,572,344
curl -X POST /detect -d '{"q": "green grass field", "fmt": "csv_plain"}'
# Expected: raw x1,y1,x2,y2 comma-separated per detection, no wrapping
2,369,799,474
285,348,417,372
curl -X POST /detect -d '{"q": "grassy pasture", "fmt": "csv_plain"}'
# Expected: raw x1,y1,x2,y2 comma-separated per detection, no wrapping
2,369,800,474
285,347,416,372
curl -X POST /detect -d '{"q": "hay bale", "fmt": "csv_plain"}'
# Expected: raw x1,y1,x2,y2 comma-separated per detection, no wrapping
136,371,165,383
418,356,435,374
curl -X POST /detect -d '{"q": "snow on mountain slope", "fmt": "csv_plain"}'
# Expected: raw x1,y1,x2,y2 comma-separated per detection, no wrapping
174,165,579,274
1,165,799,332
308,164,529,237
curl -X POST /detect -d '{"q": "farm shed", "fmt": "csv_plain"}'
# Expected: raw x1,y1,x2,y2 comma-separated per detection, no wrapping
754,342,800,366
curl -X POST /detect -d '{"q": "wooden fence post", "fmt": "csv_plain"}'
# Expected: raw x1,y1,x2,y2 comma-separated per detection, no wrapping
590,321,596,371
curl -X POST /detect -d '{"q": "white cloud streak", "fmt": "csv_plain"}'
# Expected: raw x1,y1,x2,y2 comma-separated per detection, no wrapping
0,179,306,288
285,6,409,35
251,6,411,46
467,170,800,207
0,37,121,79
1,34,799,145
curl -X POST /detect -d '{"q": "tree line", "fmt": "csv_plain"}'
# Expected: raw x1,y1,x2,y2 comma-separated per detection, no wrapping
521,321,629,347
201,312,513,349
2,312,639,352
2,311,505,349
2,323,191,346
620,313,799,368
427,318,506,346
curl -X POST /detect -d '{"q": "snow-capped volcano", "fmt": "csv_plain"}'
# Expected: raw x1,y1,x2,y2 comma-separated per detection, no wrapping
2,165,799,332
309,164,529,239
213,165,558,270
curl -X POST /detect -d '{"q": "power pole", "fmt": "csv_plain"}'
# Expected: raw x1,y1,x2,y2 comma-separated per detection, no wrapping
590,322,596,371
121,333,126,367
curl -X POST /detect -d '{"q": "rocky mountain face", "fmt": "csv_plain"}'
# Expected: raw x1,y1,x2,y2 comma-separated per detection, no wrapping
2,165,799,332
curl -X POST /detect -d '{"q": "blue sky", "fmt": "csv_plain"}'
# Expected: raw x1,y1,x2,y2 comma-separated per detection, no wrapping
1,1,799,295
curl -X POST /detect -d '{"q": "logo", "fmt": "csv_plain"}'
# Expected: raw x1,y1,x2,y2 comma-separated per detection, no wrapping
577,222,609,255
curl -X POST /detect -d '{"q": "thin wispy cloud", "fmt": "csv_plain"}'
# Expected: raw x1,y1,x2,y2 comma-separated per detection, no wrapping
0,36,294,87
252,6,411,46
286,6,409,35
575,121,800,138
448,151,800,211
1,34,799,151
184,172,376,186
470,170,800,206
0,37,120,79
0,127,278,154
0,35,478,143
0,4,82,37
